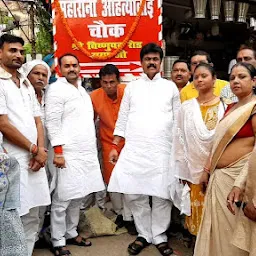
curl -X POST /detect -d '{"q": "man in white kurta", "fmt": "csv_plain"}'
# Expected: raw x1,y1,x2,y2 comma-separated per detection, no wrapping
108,43,181,255
45,53,105,255
21,60,52,246
0,34,50,256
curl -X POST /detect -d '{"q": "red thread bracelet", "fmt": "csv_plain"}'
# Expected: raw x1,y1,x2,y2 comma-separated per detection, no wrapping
111,143,118,151
54,145,63,154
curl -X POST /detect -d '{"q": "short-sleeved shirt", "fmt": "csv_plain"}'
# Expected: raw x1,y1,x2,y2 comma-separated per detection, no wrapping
0,67,40,156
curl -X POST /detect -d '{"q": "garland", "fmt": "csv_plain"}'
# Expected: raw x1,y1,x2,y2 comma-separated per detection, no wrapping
54,0,147,60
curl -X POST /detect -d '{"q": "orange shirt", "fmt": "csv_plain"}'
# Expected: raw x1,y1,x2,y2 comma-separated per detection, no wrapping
90,84,126,183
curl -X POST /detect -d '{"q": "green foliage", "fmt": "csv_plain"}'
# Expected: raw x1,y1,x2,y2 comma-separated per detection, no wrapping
35,26,52,55
34,3,53,55
23,43,32,55
0,11,13,25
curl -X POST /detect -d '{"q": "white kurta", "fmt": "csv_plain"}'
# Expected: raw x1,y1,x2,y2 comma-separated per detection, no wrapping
0,68,50,216
108,73,181,199
45,78,105,201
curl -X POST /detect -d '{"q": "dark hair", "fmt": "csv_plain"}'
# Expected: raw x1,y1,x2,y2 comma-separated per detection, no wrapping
190,50,212,63
140,43,163,61
0,34,24,48
58,53,79,66
99,64,120,81
172,59,190,70
230,62,256,94
237,45,256,60
230,62,256,79
193,63,216,77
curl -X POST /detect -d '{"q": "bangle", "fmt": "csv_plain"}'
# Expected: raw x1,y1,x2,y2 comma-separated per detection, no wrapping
203,167,210,174
111,143,118,151
30,144,38,155
54,145,63,154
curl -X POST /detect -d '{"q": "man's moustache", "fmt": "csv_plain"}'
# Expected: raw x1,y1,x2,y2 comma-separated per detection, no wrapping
13,58,22,63
147,64,156,68
36,80,45,85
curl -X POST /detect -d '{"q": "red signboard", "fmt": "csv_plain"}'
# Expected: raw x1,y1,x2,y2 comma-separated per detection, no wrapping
52,0,162,77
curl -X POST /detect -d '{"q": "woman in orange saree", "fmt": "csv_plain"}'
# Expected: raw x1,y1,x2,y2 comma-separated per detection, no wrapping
194,63,256,256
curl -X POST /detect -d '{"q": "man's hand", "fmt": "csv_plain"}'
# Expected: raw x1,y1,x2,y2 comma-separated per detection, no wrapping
29,158,42,172
227,186,243,215
109,149,119,165
34,147,47,165
244,202,256,222
53,154,66,168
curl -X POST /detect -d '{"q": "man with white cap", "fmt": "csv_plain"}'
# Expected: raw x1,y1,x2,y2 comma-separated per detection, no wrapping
22,59,51,121
21,59,52,249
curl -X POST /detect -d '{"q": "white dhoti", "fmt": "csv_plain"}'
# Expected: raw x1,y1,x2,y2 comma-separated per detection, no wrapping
124,194,172,244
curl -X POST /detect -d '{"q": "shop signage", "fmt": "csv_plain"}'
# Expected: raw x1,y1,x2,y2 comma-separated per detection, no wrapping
52,0,162,77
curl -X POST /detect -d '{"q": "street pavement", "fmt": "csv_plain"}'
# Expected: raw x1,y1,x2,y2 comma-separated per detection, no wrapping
33,234,193,256
33,202,193,256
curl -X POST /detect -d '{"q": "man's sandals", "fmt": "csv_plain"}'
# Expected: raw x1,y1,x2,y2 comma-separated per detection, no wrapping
156,242,174,256
128,237,149,255
66,235,92,246
52,246,71,256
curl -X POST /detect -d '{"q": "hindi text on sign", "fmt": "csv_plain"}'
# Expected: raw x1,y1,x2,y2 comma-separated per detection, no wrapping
59,0,97,18
59,0,154,19
88,21,126,38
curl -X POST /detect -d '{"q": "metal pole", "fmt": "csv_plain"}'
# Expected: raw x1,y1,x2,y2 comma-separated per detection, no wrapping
29,2,36,59
1,0,30,42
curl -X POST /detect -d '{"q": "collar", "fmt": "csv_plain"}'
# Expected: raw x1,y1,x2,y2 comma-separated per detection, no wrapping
141,72,161,81
0,67,12,79
103,84,122,103
58,77,82,87
0,67,30,87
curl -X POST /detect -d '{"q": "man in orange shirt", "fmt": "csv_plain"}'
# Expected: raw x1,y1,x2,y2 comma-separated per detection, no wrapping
90,64,136,234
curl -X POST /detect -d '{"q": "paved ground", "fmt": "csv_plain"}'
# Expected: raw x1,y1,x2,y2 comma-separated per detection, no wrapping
33,202,193,256
33,234,193,256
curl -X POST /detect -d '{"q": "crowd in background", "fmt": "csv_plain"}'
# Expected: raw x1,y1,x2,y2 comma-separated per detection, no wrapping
0,33,255,256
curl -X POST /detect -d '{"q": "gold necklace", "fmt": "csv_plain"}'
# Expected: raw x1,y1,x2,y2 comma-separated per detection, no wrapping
197,95,217,105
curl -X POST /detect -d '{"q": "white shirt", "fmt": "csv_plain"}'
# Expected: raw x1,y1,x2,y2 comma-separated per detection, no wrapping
45,78,105,201
108,73,181,199
220,84,238,103
0,67,50,215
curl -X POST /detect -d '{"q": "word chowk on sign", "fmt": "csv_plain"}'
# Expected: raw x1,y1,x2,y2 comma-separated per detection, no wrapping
52,0,162,77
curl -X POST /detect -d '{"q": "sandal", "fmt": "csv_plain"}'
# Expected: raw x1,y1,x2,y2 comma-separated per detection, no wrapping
156,242,174,256
52,246,71,256
128,236,149,255
66,236,92,247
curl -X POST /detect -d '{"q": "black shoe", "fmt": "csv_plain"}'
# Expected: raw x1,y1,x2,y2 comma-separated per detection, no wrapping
167,222,183,237
115,214,125,228
34,237,51,249
125,221,138,235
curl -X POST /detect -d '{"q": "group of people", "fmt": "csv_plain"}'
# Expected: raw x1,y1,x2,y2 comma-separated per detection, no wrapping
0,32,255,256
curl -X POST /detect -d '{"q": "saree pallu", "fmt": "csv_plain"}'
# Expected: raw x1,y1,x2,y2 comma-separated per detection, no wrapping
232,149,256,255
194,100,256,256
